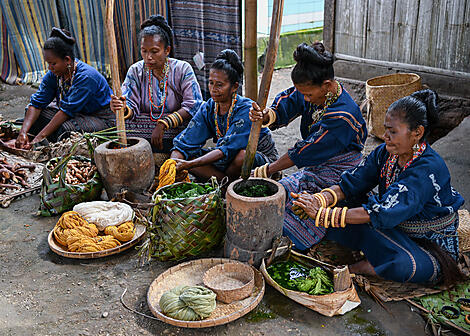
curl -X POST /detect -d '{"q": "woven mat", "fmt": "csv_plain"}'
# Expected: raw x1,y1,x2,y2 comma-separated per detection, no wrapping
308,211,470,303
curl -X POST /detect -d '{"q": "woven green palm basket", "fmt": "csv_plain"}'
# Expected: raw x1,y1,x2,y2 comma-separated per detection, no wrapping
139,178,225,262
39,155,102,217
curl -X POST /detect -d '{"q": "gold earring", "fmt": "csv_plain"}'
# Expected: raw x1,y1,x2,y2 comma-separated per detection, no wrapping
413,143,420,152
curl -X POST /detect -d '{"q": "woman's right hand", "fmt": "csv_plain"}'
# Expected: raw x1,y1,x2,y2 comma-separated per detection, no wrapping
15,132,30,149
249,102,269,124
110,95,125,113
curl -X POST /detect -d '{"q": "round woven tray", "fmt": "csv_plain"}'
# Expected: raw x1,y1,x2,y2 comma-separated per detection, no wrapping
48,224,146,259
147,258,265,328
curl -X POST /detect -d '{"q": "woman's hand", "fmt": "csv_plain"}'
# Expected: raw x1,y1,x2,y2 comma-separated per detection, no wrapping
151,122,167,150
173,158,192,172
291,192,322,219
15,132,30,149
249,102,269,124
110,95,126,114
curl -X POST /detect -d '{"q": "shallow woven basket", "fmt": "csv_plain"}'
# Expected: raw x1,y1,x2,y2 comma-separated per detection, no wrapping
147,258,265,328
458,209,470,253
366,73,422,139
203,262,255,304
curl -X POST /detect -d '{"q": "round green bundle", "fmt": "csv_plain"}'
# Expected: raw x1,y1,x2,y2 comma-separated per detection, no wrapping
159,285,217,321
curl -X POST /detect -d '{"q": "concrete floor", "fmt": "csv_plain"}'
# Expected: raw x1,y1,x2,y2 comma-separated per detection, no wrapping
1,69,468,335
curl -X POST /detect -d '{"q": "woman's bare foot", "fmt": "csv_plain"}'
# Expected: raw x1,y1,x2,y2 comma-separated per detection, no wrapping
348,259,377,276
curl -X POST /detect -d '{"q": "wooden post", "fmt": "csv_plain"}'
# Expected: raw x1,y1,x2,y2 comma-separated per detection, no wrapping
323,0,336,54
106,0,127,146
240,0,284,180
244,0,258,101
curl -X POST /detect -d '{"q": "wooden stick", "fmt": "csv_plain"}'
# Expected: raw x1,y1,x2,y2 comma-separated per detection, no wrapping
240,0,284,180
244,0,258,102
105,0,127,146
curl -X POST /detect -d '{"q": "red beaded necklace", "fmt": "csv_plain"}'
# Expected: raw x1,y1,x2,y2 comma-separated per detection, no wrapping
147,59,169,121
381,142,427,189
214,94,237,138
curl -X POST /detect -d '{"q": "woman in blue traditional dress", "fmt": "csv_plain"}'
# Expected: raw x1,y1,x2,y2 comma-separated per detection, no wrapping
292,89,464,284
15,28,114,148
110,15,202,153
250,42,367,249
170,49,278,181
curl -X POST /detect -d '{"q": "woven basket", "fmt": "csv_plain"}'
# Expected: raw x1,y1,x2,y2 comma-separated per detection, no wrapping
261,248,360,317
140,180,225,262
39,155,102,216
203,262,255,303
366,73,422,139
458,209,470,253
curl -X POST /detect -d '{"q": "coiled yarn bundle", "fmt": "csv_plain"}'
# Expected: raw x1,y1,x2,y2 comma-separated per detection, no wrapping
157,159,190,190
53,211,136,252
159,285,216,321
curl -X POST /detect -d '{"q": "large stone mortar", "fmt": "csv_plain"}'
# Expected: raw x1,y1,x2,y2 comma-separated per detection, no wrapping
225,178,285,267
94,137,155,198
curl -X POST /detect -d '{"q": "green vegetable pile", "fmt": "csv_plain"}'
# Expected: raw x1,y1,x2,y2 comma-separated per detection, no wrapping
159,182,216,199
237,184,273,197
267,261,334,295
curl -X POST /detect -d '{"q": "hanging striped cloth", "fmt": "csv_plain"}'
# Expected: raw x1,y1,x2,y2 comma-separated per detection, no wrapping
0,0,59,85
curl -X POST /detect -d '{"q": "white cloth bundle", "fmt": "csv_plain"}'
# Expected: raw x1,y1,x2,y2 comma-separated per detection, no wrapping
73,201,134,231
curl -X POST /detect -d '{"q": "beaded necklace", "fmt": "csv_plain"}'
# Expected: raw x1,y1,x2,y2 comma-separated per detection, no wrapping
380,142,427,189
214,94,237,138
147,58,169,121
56,61,77,108
308,80,342,131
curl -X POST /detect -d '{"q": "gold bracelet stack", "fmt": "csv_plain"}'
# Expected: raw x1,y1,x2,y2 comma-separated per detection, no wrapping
253,163,270,178
159,112,184,130
262,108,277,128
315,206,348,228
321,188,338,207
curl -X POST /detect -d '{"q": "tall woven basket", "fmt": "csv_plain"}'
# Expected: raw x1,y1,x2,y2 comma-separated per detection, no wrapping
366,73,422,139
139,180,225,262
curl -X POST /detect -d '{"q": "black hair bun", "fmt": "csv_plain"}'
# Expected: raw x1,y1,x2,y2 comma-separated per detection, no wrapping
411,89,439,127
293,42,334,67
216,49,243,78
50,27,76,45
141,15,170,31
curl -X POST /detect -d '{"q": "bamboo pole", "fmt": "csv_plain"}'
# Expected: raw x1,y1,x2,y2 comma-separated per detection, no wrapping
105,0,127,146
244,0,257,101
240,0,284,180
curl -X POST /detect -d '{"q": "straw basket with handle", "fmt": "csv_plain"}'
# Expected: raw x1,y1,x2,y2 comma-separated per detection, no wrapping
366,73,422,139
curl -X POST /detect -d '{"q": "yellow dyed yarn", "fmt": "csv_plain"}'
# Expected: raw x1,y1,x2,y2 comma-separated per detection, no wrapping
157,159,190,190
53,211,98,246
53,211,121,252
104,221,135,242
67,235,121,253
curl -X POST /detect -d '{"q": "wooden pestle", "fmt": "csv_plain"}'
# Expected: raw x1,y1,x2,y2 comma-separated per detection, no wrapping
105,0,127,146
240,0,284,180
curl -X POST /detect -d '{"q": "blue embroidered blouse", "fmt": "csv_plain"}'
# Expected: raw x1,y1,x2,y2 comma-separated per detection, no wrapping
172,95,271,163
340,143,465,230
270,86,367,168
29,60,112,118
